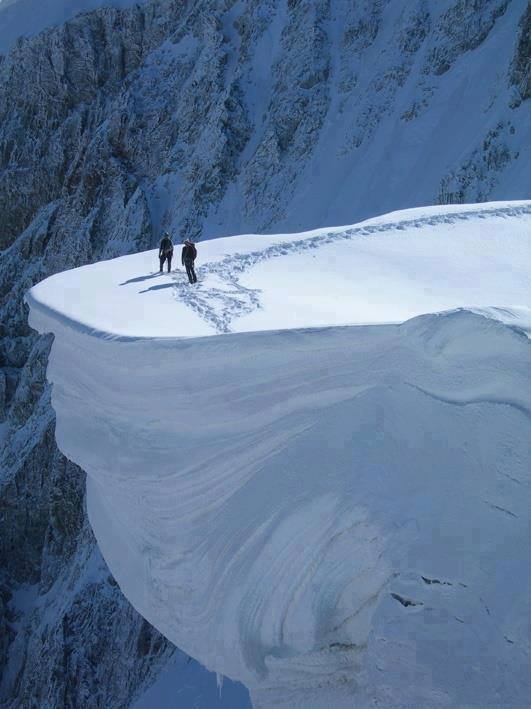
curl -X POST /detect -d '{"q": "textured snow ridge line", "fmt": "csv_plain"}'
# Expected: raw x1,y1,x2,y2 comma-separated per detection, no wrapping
174,203,531,333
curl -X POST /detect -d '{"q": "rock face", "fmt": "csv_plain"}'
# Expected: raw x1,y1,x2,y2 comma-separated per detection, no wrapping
0,0,144,55
0,0,529,705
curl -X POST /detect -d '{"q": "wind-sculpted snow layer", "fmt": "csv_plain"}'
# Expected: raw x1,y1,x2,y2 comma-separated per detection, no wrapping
27,204,531,707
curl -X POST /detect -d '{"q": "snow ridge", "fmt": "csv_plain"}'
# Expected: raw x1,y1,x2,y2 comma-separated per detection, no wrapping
173,202,531,334
27,203,531,708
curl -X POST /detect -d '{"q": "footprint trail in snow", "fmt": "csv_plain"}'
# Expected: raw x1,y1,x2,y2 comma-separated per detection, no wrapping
170,203,531,334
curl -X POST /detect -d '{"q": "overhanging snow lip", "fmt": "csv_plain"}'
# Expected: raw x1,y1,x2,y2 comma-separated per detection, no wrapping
27,286,530,347
25,288,197,343
25,285,400,343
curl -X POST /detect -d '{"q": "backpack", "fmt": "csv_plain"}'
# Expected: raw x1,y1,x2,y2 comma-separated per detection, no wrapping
161,237,173,255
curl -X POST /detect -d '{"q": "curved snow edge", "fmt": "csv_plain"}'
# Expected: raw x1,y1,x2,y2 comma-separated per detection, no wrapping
26,200,531,340
26,287,531,347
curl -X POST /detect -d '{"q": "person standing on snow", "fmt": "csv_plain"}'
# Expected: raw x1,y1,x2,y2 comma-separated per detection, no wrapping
159,232,174,273
182,240,198,284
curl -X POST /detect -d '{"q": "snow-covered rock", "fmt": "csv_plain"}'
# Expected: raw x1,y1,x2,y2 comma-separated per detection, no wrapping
28,202,531,707
0,0,145,54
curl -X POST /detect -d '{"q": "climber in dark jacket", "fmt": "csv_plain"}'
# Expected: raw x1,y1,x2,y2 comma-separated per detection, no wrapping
182,240,198,284
159,233,174,273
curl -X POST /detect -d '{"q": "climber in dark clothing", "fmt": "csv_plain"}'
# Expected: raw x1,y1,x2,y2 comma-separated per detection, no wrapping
182,240,197,284
159,233,174,273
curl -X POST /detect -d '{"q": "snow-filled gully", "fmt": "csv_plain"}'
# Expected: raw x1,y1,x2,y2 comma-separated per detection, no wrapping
27,203,531,707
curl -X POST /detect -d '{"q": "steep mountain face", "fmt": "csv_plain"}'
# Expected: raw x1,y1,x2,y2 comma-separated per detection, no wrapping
0,0,145,54
0,0,529,705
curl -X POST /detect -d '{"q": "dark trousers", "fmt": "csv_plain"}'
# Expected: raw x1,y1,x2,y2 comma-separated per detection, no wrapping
160,254,172,272
184,259,197,283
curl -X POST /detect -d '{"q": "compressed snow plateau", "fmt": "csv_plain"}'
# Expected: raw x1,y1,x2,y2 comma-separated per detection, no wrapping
28,202,531,707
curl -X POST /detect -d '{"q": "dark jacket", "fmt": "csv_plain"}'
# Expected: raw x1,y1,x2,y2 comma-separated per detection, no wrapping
159,236,174,257
181,243,197,264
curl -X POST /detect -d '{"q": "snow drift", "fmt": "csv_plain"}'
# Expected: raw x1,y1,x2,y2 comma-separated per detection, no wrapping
27,203,531,707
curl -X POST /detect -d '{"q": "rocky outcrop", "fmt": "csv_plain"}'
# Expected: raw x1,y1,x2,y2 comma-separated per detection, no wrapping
1,462,173,708
510,2,531,104
0,0,529,705
425,0,509,76
437,120,519,204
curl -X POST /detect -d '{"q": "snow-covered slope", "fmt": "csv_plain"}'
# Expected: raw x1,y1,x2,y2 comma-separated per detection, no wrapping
28,203,531,707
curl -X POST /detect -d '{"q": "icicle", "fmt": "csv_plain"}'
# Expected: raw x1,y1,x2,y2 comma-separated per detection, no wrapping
216,672,224,698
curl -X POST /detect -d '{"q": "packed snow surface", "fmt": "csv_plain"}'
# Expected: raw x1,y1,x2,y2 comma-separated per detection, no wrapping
28,203,531,707
29,202,531,339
